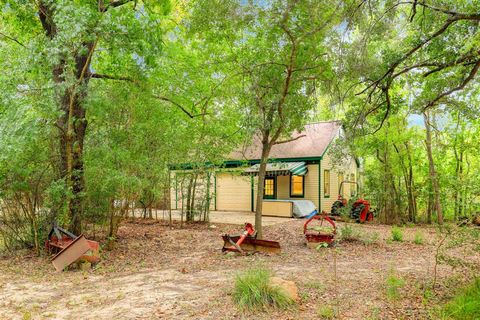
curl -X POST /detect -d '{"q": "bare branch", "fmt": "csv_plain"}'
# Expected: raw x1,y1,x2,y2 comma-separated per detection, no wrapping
153,95,208,119
99,0,134,12
404,1,480,18
0,32,25,47
423,60,480,111
90,73,134,81
274,134,306,145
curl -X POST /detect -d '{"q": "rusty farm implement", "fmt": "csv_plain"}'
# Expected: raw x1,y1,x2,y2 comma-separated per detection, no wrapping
45,224,100,271
222,223,281,254
303,212,337,247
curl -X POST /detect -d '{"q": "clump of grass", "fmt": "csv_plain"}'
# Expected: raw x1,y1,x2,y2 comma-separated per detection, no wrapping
385,271,405,300
414,231,425,245
391,226,403,242
438,278,480,320
362,231,380,246
317,305,335,319
304,280,325,292
339,224,361,242
233,267,295,311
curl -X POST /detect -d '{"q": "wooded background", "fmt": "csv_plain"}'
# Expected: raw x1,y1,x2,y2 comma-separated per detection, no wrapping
0,0,479,251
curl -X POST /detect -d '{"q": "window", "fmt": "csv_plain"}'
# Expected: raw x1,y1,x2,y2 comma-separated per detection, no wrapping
324,170,330,198
290,175,304,197
350,173,356,196
263,177,276,199
338,173,344,197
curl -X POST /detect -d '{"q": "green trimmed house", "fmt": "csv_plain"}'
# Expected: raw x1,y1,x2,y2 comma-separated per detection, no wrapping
170,121,360,217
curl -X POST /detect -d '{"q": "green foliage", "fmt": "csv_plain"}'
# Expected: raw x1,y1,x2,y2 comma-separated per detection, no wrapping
385,271,405,300
414,231,425,245
232,267,295,311
317,305,335,319
438,278,480,320
391,226,404,242
339,224,361,242
315,242,329,250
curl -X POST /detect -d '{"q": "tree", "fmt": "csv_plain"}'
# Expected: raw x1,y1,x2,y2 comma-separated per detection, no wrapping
1,0,171,233
189,0,346,237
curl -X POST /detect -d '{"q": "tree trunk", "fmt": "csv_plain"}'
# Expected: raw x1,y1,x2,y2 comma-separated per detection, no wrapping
254,140,272,239
39,1,95,234
423,112,443,224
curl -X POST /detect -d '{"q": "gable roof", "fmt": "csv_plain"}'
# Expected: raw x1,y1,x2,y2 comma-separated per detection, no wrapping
228,121,342,161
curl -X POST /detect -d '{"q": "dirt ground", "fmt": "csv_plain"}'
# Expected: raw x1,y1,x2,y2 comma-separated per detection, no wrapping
0,218,478,320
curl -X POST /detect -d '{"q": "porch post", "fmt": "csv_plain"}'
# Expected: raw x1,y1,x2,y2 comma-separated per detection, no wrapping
318,159,322,212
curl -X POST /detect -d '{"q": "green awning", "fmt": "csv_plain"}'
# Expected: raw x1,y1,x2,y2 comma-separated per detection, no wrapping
244,161,308,176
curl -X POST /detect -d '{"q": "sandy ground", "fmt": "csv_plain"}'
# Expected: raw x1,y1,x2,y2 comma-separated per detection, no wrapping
131,209,290,226
0,218,478,320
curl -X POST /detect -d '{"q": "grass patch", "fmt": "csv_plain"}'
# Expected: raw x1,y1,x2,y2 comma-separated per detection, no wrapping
385,270,405,300
438,278,480,320
339,224,361,242
303,279,325,292
362,231,380,246
317,305,335,319
391,226,403,242
232,267,295,311
414,231,425,245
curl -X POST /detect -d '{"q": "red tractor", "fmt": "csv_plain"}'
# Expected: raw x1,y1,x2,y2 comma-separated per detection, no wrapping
330,181,374,223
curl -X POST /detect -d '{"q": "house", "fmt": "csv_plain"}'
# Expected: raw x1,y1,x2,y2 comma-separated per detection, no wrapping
170,121,360,217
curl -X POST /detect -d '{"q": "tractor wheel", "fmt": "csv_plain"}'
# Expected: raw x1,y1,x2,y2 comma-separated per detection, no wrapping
331,201,344,216
351,203,365,221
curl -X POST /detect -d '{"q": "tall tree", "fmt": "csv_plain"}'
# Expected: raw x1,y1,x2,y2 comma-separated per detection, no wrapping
189,0,345,237
1,0,171,233
423,111,443,224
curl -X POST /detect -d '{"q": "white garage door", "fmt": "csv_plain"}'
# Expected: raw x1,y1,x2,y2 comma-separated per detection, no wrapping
216,173,252,211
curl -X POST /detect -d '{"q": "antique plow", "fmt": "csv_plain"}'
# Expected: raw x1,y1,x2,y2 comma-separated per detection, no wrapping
222,223,281,254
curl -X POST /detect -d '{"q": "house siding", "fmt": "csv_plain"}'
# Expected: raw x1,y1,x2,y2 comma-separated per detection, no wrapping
253,164,320,210
320,152,358,212
170,171,215,211
215,172,251,211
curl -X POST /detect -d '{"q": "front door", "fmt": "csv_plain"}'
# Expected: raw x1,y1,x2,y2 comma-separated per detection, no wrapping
263,177,276,199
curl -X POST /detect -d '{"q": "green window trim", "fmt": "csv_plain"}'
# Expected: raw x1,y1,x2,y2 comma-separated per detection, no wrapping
250,175,254,212
318,160,321,211
289,174,305,198
324,169,331,198
263,176,276,199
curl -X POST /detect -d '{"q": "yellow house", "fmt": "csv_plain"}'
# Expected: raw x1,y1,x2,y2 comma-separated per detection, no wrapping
170,121,360,217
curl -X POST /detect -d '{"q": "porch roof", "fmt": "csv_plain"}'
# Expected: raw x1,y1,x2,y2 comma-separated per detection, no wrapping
243,161,308,176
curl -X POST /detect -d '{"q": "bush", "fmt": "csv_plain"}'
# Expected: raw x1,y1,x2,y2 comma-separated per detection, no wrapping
438,278,480,320
414,231,424,245
391,226,403,242
233,267,295,311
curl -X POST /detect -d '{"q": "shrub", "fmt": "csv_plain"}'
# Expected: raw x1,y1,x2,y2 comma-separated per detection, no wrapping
386,271,405,300
438,278,480,320
391,226,403,242
414,231,425,245
232,267,295,311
